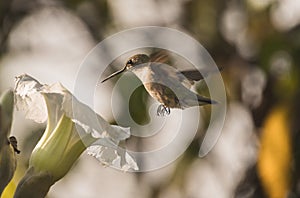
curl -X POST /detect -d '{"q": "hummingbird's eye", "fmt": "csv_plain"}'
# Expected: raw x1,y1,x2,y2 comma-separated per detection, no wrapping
127,59,133,65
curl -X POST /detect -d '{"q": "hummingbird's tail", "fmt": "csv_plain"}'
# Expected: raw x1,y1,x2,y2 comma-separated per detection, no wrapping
197,95,218,105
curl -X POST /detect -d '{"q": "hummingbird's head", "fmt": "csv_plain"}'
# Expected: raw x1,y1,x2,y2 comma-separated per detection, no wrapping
101,54,150,83
125,54,150,70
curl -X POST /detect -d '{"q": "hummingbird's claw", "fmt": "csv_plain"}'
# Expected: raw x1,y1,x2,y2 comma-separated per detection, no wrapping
157,104,170,116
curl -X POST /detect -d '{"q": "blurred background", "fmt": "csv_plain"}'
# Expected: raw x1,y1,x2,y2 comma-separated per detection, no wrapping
1,0,300,197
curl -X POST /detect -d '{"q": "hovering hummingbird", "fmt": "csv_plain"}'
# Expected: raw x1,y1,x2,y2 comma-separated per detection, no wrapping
101,51,219,116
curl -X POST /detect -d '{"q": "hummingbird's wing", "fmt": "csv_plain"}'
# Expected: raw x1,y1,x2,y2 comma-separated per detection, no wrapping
149,50,222,83
149,50,170,64
148,50,195,87
148,50,222,87
179,67,223,83
149,62,194,89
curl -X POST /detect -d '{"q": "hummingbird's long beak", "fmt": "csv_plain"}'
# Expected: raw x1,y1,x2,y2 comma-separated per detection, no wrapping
101,67,126,83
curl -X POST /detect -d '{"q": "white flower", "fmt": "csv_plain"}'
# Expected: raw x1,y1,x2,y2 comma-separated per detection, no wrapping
14,74,138,177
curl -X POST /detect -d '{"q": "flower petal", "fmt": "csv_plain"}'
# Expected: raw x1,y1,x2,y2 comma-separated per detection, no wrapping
14,74,138,170
87,143,138,171
61,90,130,141
14,74,47,123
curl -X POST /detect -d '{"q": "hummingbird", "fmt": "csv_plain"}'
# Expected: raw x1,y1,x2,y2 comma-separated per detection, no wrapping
101,51,219,116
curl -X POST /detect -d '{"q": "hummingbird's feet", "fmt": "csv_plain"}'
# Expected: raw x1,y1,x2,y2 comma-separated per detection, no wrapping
157,104,170,116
